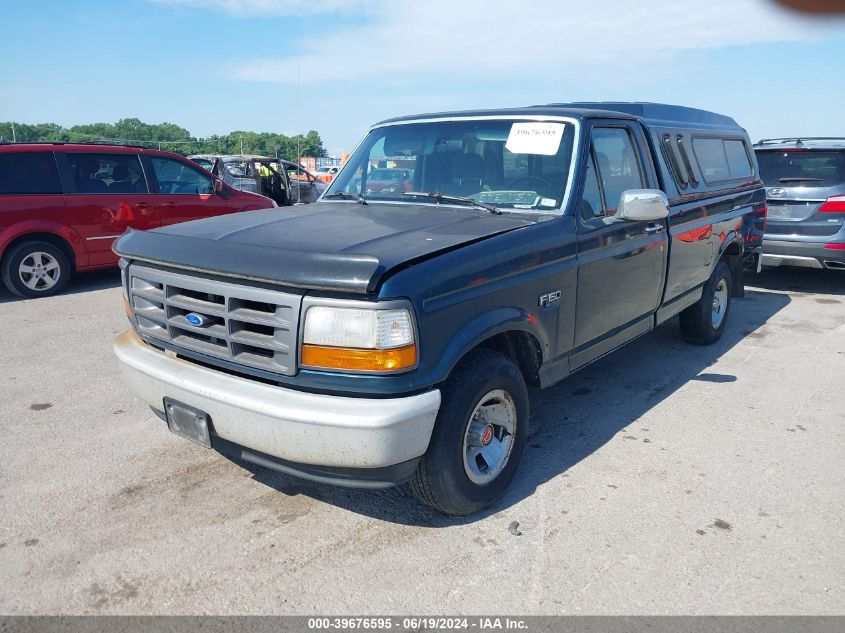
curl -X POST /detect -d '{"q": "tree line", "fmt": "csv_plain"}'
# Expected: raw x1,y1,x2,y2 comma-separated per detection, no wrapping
0,118,327,160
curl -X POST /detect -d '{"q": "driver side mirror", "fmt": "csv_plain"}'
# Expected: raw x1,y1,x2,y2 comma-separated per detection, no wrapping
617,189,669,222
213,179,224,194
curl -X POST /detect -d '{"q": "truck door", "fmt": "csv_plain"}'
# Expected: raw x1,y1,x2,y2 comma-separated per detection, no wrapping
571,123,668,368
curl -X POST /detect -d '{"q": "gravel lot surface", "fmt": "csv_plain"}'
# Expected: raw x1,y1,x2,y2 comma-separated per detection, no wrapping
0,267,842,615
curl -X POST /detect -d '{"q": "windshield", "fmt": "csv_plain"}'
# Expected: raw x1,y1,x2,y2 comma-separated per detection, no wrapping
326,118,575,212
756,150,845,187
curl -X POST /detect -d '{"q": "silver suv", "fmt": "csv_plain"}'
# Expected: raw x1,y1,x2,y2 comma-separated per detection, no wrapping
754,138,845,271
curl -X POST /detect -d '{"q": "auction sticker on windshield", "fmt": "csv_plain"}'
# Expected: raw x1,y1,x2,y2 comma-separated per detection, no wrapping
505,122,565,156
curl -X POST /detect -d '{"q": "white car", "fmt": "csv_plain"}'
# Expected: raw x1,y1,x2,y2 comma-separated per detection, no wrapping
314,165,342,182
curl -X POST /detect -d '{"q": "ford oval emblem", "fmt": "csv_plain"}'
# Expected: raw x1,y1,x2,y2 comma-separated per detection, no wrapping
768,188,786,198
185,312,209,327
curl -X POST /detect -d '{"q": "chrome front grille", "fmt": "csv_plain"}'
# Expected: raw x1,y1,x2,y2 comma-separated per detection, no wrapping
128,264,302,376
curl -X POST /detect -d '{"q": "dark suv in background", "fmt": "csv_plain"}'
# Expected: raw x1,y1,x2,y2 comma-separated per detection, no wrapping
754,138,845,271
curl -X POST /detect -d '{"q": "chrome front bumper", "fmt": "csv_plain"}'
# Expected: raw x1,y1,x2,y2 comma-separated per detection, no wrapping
113,330,440,475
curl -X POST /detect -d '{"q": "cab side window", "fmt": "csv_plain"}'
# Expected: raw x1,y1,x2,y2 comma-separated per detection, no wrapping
580,152,604,219
590,127,645,215
150,156,214,195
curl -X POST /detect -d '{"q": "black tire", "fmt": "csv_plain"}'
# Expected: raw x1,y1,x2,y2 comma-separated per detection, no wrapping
1,240,71,298
411,349,529,516
679,260,732,345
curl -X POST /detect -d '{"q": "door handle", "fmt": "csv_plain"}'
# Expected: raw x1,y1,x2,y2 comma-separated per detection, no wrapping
644,223,664,234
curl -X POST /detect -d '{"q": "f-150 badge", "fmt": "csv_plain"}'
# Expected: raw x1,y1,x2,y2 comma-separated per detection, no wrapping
538,290,562,308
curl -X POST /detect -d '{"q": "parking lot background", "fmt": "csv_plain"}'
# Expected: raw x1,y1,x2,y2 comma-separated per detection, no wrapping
0,268,842,614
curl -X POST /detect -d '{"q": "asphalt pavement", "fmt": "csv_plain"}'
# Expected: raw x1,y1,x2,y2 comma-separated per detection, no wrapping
0,267,842,614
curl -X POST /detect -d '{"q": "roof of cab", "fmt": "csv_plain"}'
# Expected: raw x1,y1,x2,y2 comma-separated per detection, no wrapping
375,102,742,131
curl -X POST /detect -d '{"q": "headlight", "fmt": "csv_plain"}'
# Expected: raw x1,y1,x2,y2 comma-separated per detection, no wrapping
301,306,417,372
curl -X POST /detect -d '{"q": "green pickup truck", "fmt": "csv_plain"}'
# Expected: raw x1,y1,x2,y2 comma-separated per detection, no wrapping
114,102,766,515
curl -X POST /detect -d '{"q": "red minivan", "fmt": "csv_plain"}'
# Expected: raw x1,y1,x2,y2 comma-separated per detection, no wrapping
0,143,276,297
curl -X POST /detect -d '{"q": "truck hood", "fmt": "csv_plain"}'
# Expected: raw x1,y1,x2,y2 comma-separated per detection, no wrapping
114,201,532,293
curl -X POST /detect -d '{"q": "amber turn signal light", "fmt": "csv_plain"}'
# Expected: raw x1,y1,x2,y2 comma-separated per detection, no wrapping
301,344,417,372
123,295,133,319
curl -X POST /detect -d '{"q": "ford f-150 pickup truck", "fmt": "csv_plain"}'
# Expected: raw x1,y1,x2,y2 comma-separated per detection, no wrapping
113,102,766,515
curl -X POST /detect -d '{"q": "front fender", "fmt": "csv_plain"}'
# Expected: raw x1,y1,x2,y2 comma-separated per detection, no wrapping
427,305,546,385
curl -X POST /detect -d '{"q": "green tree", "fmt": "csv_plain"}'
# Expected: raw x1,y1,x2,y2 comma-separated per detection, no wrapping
0,119,328,160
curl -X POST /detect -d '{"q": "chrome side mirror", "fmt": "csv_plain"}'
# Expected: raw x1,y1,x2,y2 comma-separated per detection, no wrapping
617,189,669,222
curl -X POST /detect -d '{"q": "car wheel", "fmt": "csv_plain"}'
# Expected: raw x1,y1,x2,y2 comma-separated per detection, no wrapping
679,259,732,345
1,241,71,298
411,349,529,516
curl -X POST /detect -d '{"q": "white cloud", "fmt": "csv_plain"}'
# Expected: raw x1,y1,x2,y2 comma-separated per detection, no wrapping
216,0,827,85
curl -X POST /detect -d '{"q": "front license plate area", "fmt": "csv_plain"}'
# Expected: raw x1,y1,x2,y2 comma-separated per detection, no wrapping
164,398,212,448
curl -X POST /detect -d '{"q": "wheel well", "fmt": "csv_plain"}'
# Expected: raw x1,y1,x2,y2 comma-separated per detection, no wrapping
477,330,543,388
720,239,745,298
1,233,76,270
723,240,742,257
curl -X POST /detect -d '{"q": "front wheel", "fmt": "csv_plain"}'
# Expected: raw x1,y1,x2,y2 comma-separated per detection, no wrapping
1,241,71,298
679,260,732,345
411,349,529,516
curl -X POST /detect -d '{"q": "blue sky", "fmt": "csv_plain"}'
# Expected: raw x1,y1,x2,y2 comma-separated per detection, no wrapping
1,0,844,156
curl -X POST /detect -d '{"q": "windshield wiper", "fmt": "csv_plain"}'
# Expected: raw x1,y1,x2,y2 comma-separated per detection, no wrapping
403,191,502,215
778,177,825,183
324,191,368,205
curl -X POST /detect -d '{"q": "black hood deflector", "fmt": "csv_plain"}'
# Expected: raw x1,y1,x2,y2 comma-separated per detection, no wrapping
114,201,531,293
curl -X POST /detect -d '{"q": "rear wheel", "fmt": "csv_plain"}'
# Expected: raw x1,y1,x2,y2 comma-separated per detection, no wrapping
1,241,71,298
680,260,732,345
411,349,528,516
